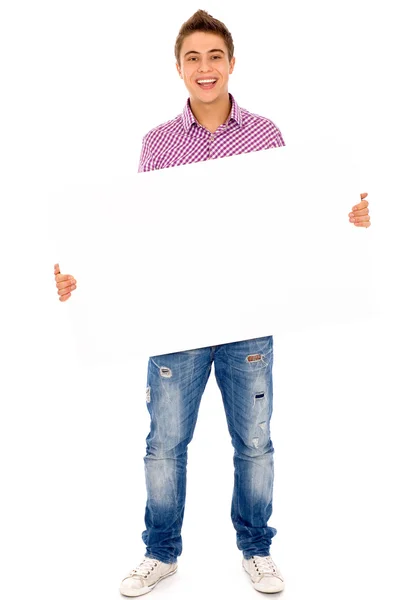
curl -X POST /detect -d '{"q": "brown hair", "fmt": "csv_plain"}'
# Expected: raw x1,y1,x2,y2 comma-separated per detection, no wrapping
175,9,234,66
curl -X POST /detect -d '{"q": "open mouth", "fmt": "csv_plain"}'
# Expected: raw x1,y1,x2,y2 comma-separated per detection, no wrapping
196,78,217,90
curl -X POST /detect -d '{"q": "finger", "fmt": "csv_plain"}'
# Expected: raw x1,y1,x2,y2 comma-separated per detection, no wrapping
355,221,371,228
58,285,73,296
54,263,60,274
55,274,69,283
59,293,71,302
354,217,371,226
350,208,369,217
352,200,369,211
55,273,76,283
57,280,75,290
354,201,369,210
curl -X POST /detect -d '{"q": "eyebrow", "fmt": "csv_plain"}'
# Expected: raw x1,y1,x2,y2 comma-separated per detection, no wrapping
184,48,225,57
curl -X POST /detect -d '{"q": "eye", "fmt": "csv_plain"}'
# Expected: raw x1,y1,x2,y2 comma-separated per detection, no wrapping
212,55,222,59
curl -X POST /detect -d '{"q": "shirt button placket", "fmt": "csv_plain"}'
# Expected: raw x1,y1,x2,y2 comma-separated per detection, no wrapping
209,133,215,160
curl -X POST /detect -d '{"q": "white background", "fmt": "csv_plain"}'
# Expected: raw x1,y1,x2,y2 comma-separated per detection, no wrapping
1,1,399,599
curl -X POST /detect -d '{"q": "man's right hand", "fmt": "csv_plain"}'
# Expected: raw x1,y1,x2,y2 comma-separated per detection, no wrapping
54,263,77,302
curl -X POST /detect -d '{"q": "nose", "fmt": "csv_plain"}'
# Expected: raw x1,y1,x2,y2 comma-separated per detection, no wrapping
197,58,213,72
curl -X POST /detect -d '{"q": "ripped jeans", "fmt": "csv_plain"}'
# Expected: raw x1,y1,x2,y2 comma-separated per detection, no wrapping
142,335,276,563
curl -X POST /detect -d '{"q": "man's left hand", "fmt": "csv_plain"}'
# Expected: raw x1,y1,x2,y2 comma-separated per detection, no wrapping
349,193,371,228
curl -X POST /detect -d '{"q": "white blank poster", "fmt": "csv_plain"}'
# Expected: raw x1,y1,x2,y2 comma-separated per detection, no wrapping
48,139,378,364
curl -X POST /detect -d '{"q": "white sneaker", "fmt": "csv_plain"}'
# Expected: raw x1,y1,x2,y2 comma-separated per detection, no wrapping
242,555,284,593
120,556,178,597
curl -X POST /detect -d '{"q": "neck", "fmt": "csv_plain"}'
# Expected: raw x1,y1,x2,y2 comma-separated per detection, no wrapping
189,93,232,134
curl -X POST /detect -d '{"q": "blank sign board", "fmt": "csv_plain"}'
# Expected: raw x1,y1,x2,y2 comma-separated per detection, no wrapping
48,139,378,364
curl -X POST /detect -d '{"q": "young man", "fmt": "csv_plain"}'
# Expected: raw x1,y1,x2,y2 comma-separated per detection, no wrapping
119,11,286,596
54,8,371,598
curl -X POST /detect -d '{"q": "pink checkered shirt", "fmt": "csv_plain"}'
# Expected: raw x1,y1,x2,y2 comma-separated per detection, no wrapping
138,93,285,172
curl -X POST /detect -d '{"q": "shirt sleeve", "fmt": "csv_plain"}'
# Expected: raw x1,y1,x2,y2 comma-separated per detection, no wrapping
273,129,285,147
137,133,157,173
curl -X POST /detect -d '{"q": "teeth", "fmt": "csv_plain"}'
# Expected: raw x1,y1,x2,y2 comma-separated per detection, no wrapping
198,79,216,84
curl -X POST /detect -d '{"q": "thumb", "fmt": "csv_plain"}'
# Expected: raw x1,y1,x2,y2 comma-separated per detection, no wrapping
54,263,60,274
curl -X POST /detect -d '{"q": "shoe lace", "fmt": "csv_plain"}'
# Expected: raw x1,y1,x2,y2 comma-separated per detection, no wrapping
252,555,278,577
129,558,159,578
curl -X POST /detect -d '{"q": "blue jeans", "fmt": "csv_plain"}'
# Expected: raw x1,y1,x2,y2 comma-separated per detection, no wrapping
142,336,276,562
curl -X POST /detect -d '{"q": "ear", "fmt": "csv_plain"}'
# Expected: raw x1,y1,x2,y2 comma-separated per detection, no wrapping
176,62,182,79
229,56,236,75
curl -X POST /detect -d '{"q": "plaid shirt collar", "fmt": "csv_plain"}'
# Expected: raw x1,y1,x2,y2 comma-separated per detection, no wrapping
182,92,243,133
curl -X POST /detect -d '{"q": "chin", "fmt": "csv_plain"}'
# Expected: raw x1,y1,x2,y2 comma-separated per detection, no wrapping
196,91,219,102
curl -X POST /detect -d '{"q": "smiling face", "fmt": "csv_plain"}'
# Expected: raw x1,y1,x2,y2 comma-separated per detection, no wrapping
176,31,235,106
